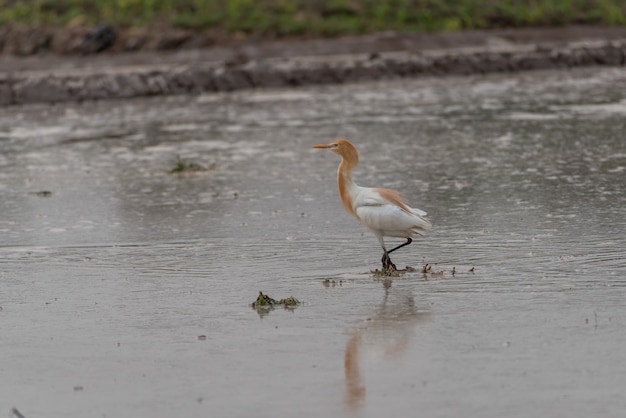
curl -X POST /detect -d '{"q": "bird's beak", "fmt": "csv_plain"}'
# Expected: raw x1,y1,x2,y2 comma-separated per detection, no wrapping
312,143,333,149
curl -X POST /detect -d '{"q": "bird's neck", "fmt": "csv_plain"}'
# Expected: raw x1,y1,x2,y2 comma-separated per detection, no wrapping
337,159,358,217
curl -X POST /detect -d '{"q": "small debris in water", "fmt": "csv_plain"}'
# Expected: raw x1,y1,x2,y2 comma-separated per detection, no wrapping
419,263,449,279
73,385,84,391
169,156,210,174
250,291,300,317
29,190,52,197
197,335,207,341
371,267,402,278
11,408,26,418
369,263,463,279
322,278,344,287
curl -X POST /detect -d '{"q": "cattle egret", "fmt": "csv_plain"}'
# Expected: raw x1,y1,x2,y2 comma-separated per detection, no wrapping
313,139,431,271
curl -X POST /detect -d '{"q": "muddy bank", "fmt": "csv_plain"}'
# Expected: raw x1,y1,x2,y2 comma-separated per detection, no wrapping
1,27,625,105
2,24,626,58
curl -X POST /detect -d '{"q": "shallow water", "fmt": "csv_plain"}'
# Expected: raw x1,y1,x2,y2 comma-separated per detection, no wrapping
1,67,626,417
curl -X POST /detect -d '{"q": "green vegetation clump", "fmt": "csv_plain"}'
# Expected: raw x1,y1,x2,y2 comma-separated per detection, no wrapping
279,296,300,307
251,291,278,307
169,156,206,174
0,0,624,37
250,291,300,316
251,291,300,307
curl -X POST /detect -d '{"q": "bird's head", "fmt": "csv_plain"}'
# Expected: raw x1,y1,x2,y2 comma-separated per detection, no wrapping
312,138,359,168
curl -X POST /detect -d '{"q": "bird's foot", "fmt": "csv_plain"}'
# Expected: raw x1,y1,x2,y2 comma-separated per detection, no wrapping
381,253,397,272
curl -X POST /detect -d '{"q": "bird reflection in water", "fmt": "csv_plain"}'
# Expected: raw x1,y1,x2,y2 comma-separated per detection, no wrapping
344,280,431,414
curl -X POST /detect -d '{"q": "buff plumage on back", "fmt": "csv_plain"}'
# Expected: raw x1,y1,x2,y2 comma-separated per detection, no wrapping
372,188,411,214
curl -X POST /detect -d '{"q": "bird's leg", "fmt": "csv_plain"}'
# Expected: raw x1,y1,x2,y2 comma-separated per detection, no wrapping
381,238,412,271
386,238,412,255
381,251,397,271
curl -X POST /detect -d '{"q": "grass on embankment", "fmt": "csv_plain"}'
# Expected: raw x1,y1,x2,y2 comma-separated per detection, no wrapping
0,0,625,37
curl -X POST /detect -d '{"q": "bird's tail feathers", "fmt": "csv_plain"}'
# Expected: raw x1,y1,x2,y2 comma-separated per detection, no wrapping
409,206,428,217
412,215,432,235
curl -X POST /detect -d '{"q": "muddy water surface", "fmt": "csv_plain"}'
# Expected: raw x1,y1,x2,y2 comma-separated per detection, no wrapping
1,68,625,417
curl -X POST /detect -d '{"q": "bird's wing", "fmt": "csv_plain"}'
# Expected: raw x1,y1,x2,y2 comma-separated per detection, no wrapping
369,188,428,216
371,188,412,213
367,187,427,215
354,188,431,234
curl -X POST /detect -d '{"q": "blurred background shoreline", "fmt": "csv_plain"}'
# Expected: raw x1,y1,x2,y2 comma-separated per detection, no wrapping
1,1,625,105
0,0,626,56
1,0,625,56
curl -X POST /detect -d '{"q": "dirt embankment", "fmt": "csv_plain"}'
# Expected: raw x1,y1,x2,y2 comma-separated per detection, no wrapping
1,26,625,106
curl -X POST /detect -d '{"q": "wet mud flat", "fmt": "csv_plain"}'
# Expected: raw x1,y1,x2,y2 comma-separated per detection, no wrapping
1,27,626,105
1,67,626,417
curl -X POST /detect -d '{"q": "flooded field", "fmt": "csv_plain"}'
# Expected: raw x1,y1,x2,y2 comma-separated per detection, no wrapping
1,67,625,417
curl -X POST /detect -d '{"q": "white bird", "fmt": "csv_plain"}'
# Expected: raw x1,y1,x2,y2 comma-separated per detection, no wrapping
313,138,431,270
